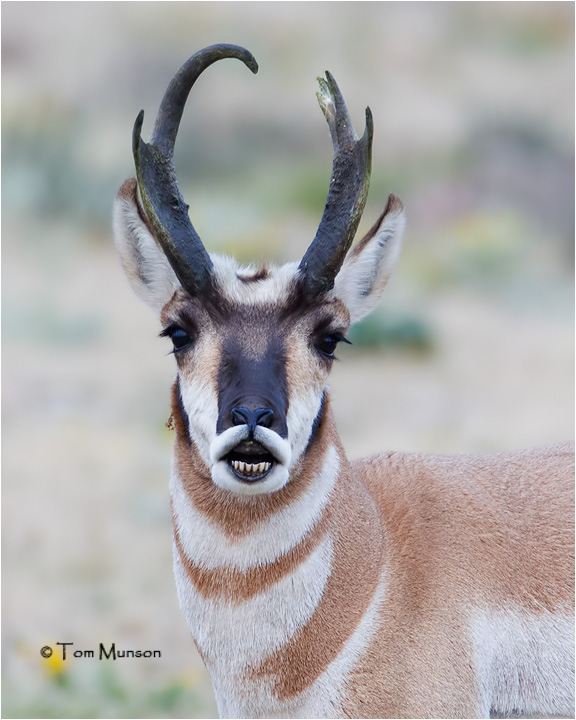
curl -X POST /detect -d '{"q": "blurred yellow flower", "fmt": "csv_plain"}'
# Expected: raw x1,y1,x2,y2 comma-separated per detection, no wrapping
42,649,66,678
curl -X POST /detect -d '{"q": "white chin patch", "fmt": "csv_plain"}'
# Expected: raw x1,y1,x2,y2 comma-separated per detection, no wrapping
211,462,290,496
209,426,292,496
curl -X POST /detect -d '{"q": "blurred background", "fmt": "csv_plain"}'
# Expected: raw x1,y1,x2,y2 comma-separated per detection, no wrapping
2,2,574,718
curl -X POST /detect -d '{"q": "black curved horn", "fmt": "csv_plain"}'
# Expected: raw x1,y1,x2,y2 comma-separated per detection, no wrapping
298,72,373,296
132,44,259,296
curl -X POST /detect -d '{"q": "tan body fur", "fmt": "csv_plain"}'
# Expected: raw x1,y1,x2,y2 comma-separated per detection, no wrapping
354,442,574,717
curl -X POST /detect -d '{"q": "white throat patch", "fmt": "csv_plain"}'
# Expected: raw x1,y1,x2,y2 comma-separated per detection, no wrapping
171,444,339,571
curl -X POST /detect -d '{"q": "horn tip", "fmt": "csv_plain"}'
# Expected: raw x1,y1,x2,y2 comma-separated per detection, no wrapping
222,44,258,74
246,54,259,75
316,72,336,99
132,109,145,156
364,107,374,143
222,43,259,74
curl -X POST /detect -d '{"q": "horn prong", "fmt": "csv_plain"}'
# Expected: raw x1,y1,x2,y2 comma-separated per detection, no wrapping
299,73,374,296
132,109,145,158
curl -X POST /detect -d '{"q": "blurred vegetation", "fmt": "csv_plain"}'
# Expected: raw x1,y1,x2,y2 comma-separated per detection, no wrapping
348,310,434,354
4,658,216,719
3,105,115,228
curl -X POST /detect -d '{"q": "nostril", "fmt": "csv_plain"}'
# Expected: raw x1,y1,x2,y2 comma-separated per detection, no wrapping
231,407,250,426
230,406,275,433
255,408,274,428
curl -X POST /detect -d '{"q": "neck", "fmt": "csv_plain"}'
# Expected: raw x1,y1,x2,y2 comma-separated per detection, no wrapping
169,381,387,716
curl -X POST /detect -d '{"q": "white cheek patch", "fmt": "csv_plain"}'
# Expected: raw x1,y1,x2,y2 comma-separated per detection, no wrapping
179,375,219,467
287,387,326,468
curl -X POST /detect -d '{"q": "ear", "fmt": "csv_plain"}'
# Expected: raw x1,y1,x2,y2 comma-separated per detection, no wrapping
113,178,180,312
334,194,405,324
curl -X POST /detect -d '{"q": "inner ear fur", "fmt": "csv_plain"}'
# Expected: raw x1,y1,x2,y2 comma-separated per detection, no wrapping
333,194,405,324
113,178,180,312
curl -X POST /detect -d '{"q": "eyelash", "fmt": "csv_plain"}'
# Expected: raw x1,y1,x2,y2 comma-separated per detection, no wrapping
160,324,194,353
315,331,351,359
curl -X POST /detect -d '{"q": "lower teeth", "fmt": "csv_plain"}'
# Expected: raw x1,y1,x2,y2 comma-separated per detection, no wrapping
231,460,271,476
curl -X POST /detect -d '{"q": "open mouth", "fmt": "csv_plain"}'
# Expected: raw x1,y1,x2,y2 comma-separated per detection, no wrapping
226,440,276,482
210,425,291,495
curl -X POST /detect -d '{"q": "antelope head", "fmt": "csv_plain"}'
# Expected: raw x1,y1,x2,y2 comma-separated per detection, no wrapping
114,44,405,496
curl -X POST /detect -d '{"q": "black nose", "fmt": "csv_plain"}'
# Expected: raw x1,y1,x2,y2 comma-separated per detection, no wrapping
231,406,275,436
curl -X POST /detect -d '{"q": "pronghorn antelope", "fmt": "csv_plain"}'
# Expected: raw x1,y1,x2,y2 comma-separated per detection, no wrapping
114,45,574,719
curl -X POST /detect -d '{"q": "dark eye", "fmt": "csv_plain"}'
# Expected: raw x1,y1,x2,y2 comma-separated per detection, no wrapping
317,335,339,357
171,328,191,350
160,325,193,352
315,332,350,358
